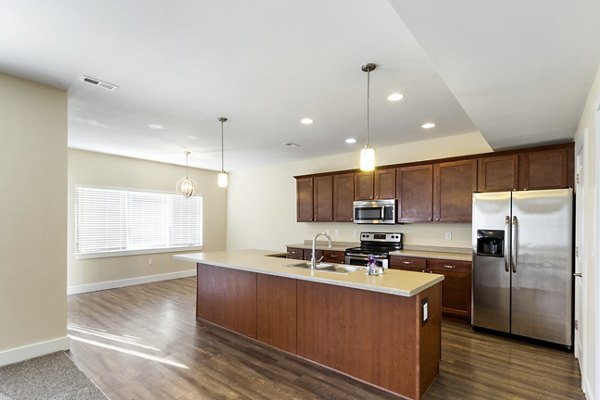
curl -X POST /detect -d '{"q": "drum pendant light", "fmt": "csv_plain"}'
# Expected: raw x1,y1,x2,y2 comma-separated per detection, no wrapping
217,117,228,188
360,63,377,172
176,151,196,198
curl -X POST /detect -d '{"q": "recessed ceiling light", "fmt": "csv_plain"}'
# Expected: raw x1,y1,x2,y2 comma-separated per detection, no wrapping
300,118,314,125
285,142,300,147
345,138,357,144
187,135,198,140
421,122,436,129
387,93,404,102
148,124,164,130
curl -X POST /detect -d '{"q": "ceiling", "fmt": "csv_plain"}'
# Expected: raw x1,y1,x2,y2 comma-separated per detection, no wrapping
1,1,598,171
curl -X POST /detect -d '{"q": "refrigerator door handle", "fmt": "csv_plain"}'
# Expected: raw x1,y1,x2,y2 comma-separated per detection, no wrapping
504,216,510,272
511,216,518,273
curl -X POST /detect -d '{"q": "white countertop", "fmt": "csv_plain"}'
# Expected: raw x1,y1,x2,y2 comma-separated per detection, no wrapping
174,249,443,297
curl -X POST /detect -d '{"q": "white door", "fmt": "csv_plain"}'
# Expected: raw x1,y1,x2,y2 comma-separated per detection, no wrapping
574,135,586,368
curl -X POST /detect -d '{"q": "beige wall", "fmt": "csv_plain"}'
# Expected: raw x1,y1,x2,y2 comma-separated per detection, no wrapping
0,73,67,352
67,150,227,288
227,132,492,251
574,65,600,400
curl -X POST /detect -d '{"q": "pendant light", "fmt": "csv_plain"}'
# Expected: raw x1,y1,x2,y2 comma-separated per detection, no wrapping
217,117,228,188
360,63,377,172
176,151,196,198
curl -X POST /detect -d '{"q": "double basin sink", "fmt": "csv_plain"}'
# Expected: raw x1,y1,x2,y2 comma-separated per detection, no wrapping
266,254,361,274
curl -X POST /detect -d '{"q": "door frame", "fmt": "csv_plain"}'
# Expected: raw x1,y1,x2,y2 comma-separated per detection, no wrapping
574,131,586,369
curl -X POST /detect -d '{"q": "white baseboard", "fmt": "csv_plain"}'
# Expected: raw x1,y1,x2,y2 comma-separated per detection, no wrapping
583,375,594,400
67,269,197,295
0,336,70,367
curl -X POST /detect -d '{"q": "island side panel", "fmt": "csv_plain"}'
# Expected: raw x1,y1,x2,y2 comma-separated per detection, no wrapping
256,274,297,353
416,283,442,399
296,280,419,399
196,263,257,338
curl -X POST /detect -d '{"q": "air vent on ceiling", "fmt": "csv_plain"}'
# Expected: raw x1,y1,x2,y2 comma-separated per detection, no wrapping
81,75,118,91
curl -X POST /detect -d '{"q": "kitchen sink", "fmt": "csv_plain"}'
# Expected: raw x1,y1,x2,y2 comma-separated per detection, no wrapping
284,262,361,274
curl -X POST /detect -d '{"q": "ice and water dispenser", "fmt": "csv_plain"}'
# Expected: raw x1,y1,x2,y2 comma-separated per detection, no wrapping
476,230,504,257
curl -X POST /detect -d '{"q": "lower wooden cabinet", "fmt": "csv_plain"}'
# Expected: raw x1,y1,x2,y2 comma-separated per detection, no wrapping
257,275,297,353
196,264,257,338
286,246,343,262
286,247,304,260
427,259,471,319
323,250,345,264
196,262,442,400
389,255,472,319
389,255,426,272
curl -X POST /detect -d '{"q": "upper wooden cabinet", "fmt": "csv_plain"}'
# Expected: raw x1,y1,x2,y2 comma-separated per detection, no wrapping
434,159,477,223
296,177,314,222
374,169,396,199
354,171,374,200
333,173,354,222
313,175,333,222
295,142,573,224
354,169,396,200
519,147,573,190
477,154,519,192
396,164,433,223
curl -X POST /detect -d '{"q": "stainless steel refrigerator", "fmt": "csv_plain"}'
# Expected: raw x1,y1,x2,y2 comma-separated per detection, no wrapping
471,189,573,347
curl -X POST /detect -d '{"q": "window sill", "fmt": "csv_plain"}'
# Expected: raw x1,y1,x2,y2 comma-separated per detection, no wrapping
75,246,203,260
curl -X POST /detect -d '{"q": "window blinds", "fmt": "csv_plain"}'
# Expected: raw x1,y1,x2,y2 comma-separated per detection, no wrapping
75,186,202,256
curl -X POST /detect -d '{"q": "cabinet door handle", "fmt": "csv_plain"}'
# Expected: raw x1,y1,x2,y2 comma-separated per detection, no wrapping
444,265,456,269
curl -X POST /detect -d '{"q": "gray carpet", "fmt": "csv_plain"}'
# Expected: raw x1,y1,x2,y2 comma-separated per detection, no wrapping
0,351,107,400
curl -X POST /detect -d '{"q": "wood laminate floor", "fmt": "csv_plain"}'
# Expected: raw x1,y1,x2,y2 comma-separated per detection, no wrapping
67,277,585,400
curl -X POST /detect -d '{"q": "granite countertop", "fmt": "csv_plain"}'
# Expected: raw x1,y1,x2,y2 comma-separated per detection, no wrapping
174,249,443,297
285,242,355,252
287,241,472,262
389,247,472,262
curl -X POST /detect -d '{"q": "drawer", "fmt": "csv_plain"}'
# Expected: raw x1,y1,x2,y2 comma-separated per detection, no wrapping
389,256,427,271
427,258,472,274
286,247,304,260
323,250,345,264
303,249,323,261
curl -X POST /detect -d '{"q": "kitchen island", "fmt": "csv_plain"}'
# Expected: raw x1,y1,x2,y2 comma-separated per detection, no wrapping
174,250,443,400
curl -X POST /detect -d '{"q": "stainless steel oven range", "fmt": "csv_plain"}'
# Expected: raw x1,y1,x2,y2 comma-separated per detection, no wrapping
344,232,402,269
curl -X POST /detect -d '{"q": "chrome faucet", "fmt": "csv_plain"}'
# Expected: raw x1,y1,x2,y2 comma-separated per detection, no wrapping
311,232,332,269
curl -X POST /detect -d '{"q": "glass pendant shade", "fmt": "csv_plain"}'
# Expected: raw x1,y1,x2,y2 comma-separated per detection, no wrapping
217,172,228,188
359,63,377,172
360,146,376,172
217,117,229,188
176,177,196,198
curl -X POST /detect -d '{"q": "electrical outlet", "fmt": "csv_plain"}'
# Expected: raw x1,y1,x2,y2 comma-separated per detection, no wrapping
445,231,452,240
148,257,154,265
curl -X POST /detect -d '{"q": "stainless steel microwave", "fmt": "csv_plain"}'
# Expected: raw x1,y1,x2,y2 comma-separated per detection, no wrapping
353,199,396,224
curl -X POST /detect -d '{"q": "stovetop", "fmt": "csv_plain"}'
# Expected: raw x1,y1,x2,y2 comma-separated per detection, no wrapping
345,232,403,255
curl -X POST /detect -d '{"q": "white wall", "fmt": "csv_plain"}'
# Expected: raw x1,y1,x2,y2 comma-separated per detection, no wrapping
227,132,492,251
575,65,600,400
0,73,67,361
67,150,227,290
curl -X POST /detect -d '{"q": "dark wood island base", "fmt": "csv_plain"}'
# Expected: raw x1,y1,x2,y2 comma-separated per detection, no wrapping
196,263,441,400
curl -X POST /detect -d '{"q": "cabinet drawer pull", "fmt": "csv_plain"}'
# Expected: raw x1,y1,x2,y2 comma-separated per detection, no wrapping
443,264,456,269
403,261,412,265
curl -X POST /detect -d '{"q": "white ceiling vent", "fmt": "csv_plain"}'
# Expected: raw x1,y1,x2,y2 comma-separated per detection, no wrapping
81,75,118,91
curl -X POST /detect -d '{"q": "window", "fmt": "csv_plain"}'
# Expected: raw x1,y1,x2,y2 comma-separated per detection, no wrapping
75,186,202,257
